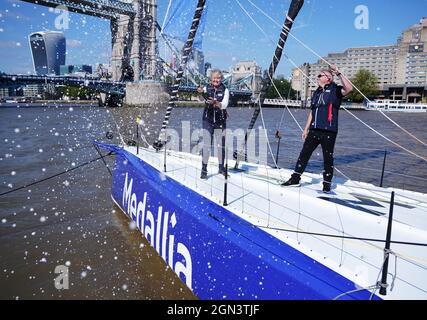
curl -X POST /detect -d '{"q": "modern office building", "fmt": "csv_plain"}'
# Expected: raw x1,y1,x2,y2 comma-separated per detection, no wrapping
29,31,66,76
292,18,427,102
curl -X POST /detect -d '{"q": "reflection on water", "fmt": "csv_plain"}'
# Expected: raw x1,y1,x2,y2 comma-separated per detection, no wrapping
0,104,426,299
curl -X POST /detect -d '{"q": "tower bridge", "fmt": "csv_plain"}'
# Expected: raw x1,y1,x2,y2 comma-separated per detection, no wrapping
20,0,136,18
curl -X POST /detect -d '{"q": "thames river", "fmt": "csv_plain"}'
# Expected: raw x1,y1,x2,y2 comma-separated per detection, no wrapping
1,104,426,299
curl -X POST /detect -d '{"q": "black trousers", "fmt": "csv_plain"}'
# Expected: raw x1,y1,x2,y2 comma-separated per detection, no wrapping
201,120,226,168
294,129,337,183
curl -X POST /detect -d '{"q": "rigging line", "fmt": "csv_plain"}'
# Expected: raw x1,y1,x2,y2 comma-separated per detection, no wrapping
0,152,114,197
334,284,379,301
266,70,303,131
147,147,427,260
370,254,390,299
246,0,427,148
342,107,427,162
144,146,427,271
207,213,369,297
153,0,207,150
276,76,293,131
107,109,125,146
276,46,427,163
236,0,272,42
260,225,427,247
329,186,346,266
236,3,395,205
158,32,207,86
93,144,112,176
233,0,304,168
233,5,310,133
161,0,173,32
257,93,279,168
210,209,427,295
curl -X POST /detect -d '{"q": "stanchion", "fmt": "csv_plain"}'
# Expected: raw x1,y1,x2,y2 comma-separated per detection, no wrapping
275,130,282,168
224,147,228,206
379,149,387,187
379,191,395,296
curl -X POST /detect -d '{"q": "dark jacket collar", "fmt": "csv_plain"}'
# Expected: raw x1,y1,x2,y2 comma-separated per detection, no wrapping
316,82,336,92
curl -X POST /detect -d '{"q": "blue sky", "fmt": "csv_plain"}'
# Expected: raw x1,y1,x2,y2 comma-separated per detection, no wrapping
0,0,426,77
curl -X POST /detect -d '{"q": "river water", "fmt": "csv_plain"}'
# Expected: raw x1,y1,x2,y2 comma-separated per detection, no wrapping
1,103,426,299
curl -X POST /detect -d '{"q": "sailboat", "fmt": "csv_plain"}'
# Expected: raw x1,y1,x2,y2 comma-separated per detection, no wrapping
97,0,427,300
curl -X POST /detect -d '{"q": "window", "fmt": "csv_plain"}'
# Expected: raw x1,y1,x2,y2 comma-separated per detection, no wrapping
412,30,421,40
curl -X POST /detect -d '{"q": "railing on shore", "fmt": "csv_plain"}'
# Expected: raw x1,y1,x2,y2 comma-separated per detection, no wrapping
261,99,366,110
263,99,303,107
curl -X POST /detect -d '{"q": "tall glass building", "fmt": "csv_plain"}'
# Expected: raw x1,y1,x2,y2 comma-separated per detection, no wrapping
29,31,66,75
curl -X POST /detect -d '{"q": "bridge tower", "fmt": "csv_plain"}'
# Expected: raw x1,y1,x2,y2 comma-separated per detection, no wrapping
111,0,158,82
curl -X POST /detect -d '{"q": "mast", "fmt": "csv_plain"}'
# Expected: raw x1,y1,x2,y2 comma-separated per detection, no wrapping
153,0,207,150
234,0,305,168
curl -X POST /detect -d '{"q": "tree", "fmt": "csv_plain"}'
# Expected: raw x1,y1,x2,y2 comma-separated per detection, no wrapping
265,78,297,100
346,69,380,103
57,85,97,100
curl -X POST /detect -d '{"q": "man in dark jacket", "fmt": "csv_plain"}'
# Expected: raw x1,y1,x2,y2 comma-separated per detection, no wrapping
282,65,353,192
197,70,229,179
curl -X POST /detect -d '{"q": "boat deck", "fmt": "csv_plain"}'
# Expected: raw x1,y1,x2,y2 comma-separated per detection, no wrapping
122,146,427,299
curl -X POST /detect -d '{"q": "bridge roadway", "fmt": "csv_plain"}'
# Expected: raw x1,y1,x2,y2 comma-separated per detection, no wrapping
20,0,136,19
0,74,253,100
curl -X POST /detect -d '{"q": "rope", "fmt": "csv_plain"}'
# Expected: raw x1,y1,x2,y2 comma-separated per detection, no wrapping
161,0,173,32
234,0,304,168
0,152,114,197
275,76,294,132
93,144,112,176
267,42,427,164
333,284,380,300
234,0,421,216
280,51,427,162
267,70,304,131
107,109,125,146
137,146,427,288
147,147,427,249
342,107,427,162
262,225,427,247
154,0,207,150
257,94,280,170
245,0,427,148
